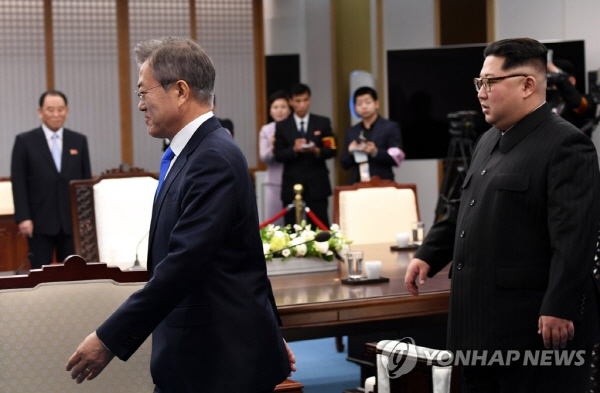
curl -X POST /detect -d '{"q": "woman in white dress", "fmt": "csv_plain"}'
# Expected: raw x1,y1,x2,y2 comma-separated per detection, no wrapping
259,91,291,225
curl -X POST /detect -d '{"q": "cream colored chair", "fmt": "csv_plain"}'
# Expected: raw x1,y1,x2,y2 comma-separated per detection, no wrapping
333,177,420,245
0,178,15,215
0,256,152,393
70,170,158,270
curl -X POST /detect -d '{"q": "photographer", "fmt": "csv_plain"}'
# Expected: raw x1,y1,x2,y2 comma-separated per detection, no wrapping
547,59,597,136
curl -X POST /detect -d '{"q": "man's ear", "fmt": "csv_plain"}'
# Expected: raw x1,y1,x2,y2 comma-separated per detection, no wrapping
175,80,190,105
523,75,537,98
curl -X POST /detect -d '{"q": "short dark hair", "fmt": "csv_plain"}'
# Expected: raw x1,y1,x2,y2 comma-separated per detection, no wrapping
268,90,290,108
39,90,68,107
483,38,547,75
353,86,378,104
289,83,311,97
134,37,215,106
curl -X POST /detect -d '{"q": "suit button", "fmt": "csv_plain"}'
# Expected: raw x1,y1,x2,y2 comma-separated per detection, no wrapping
481,169,487,175
470,199,476,206
457,263,463,270
460,230,466,238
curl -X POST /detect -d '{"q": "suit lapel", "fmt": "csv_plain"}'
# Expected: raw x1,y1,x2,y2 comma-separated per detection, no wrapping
34,127,58,173
147,116,222,256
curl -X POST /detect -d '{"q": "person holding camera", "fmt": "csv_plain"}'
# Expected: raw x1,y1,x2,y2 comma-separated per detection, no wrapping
547,59,597,136
340,87,404,184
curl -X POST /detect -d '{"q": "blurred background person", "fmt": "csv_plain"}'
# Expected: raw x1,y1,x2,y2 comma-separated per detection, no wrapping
341,86,404,184
259,90,291,225
11,90,92,269
547,59,598,137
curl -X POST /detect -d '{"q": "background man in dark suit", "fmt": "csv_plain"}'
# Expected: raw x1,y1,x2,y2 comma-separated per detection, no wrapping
405,38,600,392
274,83,336,227
11,90,91,269
66,37,294,393
340,86,404,184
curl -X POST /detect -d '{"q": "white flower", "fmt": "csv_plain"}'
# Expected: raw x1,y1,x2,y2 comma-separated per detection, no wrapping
282,249,291,257
262,243,271,254
326,250,333,256
273,230,285,238
295,244,307,257
290,237,304,246
330,223,340,231
315,241,329,254
302,230,316,241
293,224,303,232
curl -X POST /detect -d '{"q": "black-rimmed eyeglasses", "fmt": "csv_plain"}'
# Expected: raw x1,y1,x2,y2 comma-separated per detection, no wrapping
473,74,529,93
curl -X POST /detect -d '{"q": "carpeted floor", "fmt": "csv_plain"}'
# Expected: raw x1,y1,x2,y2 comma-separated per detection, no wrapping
287,337,361,393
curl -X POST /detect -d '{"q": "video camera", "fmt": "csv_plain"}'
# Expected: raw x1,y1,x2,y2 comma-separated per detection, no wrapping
448,110,478,139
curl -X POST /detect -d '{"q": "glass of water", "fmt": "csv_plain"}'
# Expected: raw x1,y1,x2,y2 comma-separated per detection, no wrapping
346,251,364,280
411,221,425,245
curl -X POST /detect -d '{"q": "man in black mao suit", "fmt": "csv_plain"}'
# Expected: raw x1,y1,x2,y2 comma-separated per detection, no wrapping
405,38,600,392
274,83,336,227
340,87,404,184
11,90,91,269
66,37,294,393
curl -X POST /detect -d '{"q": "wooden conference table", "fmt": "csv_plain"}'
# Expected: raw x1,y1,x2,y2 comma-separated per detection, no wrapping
270,243,452,341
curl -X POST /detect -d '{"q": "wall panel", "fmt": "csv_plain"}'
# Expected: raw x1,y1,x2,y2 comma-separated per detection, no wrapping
128,0,190,173
52,0,120,174
0,0,46,176
197,0,257,167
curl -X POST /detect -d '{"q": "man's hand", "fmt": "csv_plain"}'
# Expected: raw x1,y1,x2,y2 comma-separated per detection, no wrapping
538,315,574,349
283,339,297,375
66,332,114,384
18,220,33,237
363,141,378,156
293,138,308,153
348,140,360,153
404,258,431,296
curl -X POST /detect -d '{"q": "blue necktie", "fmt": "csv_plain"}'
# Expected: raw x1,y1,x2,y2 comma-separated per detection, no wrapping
51,134,61,172
299,121,305,138
155,147,175,201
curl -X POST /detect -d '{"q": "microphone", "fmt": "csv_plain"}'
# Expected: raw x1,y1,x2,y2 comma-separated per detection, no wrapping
265,231,331,256
15,253,34,275
128,232,149,271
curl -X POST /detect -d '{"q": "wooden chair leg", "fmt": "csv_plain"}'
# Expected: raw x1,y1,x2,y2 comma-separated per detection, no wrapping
335,336,345,352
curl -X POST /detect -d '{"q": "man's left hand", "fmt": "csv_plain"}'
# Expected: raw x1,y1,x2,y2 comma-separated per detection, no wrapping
66,331,114,384
363,141,378,155
283,339,297,375
538,315,574,349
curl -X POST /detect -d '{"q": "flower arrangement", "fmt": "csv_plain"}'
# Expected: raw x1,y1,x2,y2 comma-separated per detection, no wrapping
261,222,352,262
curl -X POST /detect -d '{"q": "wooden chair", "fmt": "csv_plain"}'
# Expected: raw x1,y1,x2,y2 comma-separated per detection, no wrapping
0,177,28,271
0,256,152,393
70,169,158,270
333,177,420,245
0,257,303,393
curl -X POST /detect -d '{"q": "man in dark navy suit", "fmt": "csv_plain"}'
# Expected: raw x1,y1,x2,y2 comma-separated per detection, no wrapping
66,37,294,393
340,86,404,184
274,83,337,227
405,38,600,392
11,90,91,268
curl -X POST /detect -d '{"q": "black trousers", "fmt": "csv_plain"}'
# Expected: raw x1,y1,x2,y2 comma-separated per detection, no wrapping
460,346,593,393
283,198,330,228
27,231,73,269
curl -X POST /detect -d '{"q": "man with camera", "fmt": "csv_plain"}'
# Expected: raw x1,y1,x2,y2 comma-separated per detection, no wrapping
547,59,598,136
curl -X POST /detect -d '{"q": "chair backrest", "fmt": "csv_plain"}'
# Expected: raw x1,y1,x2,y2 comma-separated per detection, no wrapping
376,340,457,393
70,170,158,270
0,177,14,215
0,256,152,393
334,177,420,245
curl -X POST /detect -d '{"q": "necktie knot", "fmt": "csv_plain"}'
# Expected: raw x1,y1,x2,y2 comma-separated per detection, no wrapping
162,146,175,162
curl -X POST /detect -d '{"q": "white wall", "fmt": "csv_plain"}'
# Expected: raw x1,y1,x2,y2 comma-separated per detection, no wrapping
494,0,600,155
